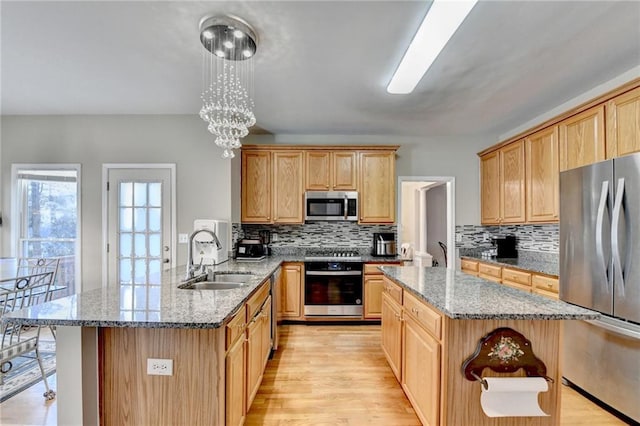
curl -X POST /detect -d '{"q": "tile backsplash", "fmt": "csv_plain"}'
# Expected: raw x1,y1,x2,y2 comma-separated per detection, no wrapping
234,222,396,252
455,224,559,253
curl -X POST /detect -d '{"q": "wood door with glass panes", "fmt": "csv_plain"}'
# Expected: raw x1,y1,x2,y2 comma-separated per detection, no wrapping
107,167,173,289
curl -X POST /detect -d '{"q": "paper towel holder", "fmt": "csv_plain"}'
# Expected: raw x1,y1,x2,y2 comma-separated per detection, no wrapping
461,327,553,390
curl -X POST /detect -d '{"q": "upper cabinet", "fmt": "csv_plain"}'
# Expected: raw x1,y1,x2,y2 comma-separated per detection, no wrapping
305,151,357,191
526,126,559,222
559,104,605,172
359,151,396,224
606,86,640,159
479,79,640,225
241,145,398,225
241,150,272,223
273,151,304,223
480,141,525,225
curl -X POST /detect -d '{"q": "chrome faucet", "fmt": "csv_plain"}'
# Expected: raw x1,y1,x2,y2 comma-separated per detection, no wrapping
185,229,222,280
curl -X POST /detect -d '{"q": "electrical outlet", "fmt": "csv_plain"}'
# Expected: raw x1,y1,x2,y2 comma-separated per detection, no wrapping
147,358,173,376
483,233,490,242
179,233,188,244
455,233,462,243
272,233,278,242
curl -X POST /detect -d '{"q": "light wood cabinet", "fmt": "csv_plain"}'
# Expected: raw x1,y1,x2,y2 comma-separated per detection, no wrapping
363,262,401,319
225,331,246,426
480,141,525,224
381,290,403,381
460,259,479,276
281,263,303,319
477,262,501,283
305,151,357,191
559,104,606,171
241,150,272,223
532,274,559,299
526,126,559,222
245,283,271,412
402,313,440,426
359,151,396,223
501,267,532,293
273,151,304,223
606,86,640,159
500,140,526,223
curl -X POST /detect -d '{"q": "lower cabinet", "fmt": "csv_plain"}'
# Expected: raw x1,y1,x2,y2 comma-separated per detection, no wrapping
225,334,246,426
402,314,440,426
381,292,403,381
246,296,271,409
281,262,303,319
364,263,401,319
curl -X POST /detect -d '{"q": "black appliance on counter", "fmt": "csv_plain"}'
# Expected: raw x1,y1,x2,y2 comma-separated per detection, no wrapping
235,239,266,261
491,235,517,258
372,232,396,257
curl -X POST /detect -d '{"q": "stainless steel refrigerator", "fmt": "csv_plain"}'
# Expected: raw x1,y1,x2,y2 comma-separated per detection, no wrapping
560,152,640,423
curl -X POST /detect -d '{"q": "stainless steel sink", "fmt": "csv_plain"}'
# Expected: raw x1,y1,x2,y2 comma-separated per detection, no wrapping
180,281,246,290
210,273,254,283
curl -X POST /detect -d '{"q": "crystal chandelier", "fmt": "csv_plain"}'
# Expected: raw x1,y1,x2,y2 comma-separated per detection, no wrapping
199,15,258,159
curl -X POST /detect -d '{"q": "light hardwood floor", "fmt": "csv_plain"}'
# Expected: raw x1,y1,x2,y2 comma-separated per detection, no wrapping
0,324,630,425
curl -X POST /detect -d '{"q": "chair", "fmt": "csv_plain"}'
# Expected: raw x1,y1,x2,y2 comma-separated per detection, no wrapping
0,271,56,400
17,257,61,338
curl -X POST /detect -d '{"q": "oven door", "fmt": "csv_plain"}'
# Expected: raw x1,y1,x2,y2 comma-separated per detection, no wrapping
304,269,363,317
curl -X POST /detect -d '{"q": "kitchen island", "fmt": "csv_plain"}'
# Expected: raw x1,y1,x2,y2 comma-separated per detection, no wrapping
4,261,597,426
378,266,597,426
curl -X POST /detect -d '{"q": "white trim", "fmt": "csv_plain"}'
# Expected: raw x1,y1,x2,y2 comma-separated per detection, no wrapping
10,163,82,293
398,176,456,270
101,164,177,287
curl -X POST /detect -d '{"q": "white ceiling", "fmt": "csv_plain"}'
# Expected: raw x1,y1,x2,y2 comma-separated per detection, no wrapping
2,1,640,139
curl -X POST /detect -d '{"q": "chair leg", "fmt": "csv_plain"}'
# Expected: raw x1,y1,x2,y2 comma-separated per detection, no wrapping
35,347,56,400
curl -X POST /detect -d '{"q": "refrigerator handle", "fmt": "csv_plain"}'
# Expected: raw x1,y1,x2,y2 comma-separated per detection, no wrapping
611,178,625,297
585,318,640,340
595,181,610,287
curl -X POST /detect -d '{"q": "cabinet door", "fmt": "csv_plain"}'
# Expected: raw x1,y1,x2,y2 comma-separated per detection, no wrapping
305,151,331,190
332,151,358,190
559,105,605,171
480,151,500,225
359,151,396,223
273,151,304,223
381,293,403,381
500,140,526,223
245,313,263,409
402,316,440,426
261,296,272,369
526,126,559,222
606,86,640,159
364,275,384,319
225,335,246,426
281,263,302,319
241,150,272,223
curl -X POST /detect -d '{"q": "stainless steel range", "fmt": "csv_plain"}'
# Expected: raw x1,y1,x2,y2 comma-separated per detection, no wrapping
303,250,363,317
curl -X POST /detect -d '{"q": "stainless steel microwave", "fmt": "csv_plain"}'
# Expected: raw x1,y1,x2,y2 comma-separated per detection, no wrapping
305,191,358,221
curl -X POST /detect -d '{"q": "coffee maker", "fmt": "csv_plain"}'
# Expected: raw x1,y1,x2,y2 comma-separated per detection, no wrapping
491,235,517,258
372,233,396,257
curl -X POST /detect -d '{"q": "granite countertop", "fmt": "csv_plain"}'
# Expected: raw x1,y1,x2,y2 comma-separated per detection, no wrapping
460,253,558,276
380,266,598,320
4,256,296,330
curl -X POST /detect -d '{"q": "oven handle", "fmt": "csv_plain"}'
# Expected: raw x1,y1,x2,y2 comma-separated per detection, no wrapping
305,271,362,277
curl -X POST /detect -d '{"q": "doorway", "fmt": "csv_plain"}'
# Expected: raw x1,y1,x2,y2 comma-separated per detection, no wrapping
397,176,455,269
103,165,176,287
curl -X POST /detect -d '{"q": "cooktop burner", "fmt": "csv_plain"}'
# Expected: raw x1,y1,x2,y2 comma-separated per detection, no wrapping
304,250,362,262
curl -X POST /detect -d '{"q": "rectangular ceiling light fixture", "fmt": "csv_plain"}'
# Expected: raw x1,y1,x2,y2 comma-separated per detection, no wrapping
387,0,478,94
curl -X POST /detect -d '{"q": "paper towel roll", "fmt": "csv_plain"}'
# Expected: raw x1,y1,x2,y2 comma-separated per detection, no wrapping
480,377,549,417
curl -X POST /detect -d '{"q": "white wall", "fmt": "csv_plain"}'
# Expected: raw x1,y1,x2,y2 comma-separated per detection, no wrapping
1,115,232,290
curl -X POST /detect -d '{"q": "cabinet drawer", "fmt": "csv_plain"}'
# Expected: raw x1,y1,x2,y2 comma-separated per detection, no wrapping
502,280,532,293
461,259,479,273
403,291,442,340
382,277,403,304
226,305,246,350
364,264,384,275
478,263,501,279
501,268,531,286
246,281,270,320
532,274,559,294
